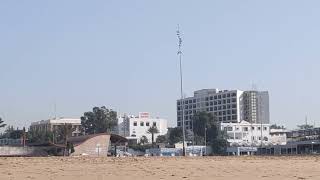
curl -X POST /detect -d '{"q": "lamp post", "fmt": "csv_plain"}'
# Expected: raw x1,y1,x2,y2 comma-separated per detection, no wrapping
177,25,186,156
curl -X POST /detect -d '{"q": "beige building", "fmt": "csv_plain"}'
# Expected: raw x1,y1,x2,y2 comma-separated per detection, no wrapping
29,118,81,137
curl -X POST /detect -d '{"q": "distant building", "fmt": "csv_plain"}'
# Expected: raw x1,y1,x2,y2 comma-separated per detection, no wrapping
29,118,81,137
176,89,270,130
117,112,168,144
243,91,270,124
269,129,288,145
220,121,271,147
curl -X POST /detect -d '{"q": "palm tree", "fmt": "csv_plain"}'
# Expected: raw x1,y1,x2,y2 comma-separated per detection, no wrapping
0,117,6,128
56,123,74,156
147,125,159,147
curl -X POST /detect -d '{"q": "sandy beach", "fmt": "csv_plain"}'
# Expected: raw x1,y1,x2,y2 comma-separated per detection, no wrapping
0,156,320,180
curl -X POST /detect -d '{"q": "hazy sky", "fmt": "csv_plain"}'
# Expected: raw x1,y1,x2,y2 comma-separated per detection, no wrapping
1,1,320,129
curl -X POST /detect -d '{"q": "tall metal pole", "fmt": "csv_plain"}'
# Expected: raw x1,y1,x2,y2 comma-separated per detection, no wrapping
177,25,186,156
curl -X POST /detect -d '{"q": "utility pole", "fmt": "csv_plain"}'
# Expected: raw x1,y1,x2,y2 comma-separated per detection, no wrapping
177,25,186,156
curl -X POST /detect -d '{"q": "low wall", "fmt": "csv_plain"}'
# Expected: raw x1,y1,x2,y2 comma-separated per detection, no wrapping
0,146,48,157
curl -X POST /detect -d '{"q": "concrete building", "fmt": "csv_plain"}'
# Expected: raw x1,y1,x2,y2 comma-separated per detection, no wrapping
117,112,168,144
269,129,288,145
243,91,269,124
176,89,270,129
30,118,81,137
220,121,271,147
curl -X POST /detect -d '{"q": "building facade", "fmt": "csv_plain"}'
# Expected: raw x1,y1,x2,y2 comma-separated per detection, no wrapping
176,89,270,129
243,91,269,124
118,112,168,144
29,118,81,137
220,121,271,147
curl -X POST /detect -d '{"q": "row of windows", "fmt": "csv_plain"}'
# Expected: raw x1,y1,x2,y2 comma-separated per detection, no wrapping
177,93,237,105
224,126,268,131
178,115,238,122
178,103,237,110
133,121,157,127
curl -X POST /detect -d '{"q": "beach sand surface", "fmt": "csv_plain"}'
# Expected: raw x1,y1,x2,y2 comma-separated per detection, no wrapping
0,156,320,180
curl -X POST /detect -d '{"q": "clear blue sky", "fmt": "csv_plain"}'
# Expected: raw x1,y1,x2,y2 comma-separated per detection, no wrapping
1,1,319,129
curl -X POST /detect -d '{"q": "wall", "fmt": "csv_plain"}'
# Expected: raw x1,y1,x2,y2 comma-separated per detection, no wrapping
72,134,110,157
0,146,47,156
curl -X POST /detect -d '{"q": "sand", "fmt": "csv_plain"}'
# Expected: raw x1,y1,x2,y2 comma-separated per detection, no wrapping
0,156,319,180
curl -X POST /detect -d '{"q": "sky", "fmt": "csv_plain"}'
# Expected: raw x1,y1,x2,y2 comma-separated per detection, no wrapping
1,0,320,130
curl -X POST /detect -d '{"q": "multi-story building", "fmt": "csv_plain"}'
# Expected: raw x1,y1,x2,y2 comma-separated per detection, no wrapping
117,112,168,144
29,118,81,137
220,121,271,147
243,91,269,124
176,89,270,129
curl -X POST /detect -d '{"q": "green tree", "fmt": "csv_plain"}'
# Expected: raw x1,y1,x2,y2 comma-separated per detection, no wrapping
56,123,74,156
27,129,53,144
147,125,159,147
156,135,167,143
270,124,285,129
81,106,118,134
192,112,227,155
0,117,6,128
139,135,148,145
297,124,313,130
168,127,183,145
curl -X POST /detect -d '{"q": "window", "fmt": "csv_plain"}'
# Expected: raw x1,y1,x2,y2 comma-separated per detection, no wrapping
177,107,181,111
232,93,236,97
227,94,231,97
133,122,137,126
252,127,255,130
146,122,150,126
232,98,236,102
223,94,226,98
140,122,144,126
243,127,248,131
227,127,233,131
264,127,267,131
210,107,213,111
178,122,181,126
153,122,157,126
214,96,217,99
227,99,230,103
210,96,213,100
258,127,261,130
218,95,221,99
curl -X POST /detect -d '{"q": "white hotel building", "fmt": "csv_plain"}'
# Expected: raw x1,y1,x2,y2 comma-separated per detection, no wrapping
176,89,270,130
117,112,168,144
